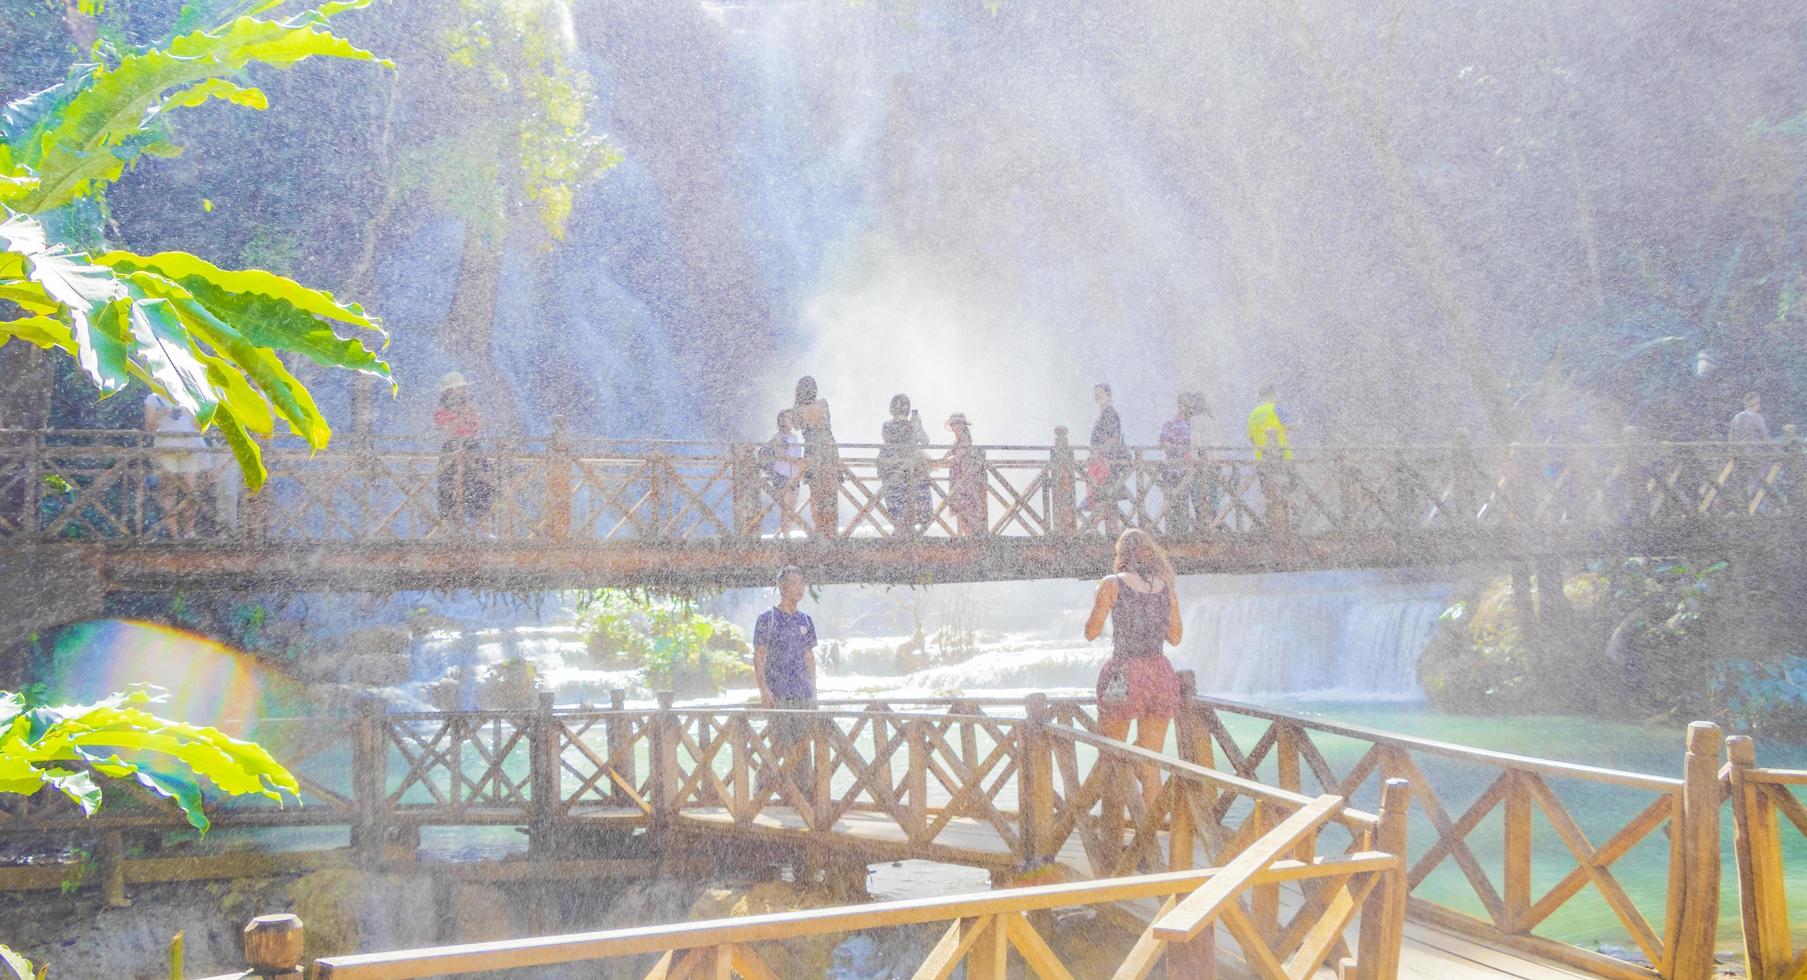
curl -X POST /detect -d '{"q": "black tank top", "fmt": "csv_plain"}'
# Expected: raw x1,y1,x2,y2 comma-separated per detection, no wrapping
1110,574,1170,658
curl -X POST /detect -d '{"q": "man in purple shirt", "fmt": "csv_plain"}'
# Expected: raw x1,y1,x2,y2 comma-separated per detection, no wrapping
753,566,817,792
1159,391,1210,536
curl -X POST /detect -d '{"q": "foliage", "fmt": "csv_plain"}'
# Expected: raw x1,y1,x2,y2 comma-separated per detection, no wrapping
1419,559,1733,716
1,684,298,832
0,684,299,976
399,0,618,242
0,1,393,490
1713,656,1807,736
576,590,751,697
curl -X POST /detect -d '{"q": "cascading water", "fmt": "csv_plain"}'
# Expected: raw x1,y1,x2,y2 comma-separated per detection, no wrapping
1177,579,1448,699
801,571,1451,701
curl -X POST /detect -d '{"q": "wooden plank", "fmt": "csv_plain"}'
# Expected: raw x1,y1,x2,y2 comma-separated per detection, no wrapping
1154,796,1346,942
1003,911,1077,980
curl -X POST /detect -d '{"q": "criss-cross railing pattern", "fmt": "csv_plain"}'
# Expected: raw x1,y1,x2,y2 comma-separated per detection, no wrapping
4,432,1800,559
0,691,1757,980
383,711,535,818
1727,737,1807,980
1181,693,1727,980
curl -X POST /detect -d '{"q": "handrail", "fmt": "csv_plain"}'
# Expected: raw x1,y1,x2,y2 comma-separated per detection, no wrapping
1153,794,1347,942
305,858,1383,978
289,788,1407,980
1050,723,1379,833
1193,694,1686,793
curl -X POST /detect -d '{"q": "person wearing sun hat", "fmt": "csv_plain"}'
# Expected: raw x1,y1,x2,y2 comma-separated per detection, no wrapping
433,371,494,530
936,412,985,536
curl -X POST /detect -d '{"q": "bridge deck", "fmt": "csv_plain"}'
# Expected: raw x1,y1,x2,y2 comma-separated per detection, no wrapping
5,432,1800,592
669,807,1598,978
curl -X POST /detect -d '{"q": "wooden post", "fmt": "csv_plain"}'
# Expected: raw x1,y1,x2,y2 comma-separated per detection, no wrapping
1668,722,1723,980
96,830,127,907
1276,724,1302,794
1020,693,1056,868
351,694,388,865
1174,671,1217,834
243,914,304,978
731,445,760,539
650,692,678,839
812,712,834,831
1503,769,1532,933
529,690,558,855
1356,778,1410,980
607,689,633,808
647,451,668,540
1050,427,1077,536
1728,735,1787,980
544,415,573,542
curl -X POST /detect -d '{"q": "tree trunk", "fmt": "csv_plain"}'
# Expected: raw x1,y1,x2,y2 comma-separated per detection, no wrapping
1262,0,1513,436
442,223,519,433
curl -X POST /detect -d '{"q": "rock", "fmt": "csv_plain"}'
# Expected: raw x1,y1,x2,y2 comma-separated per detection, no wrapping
342,653,410,687
688,880,851,978
287,869,436,962
451,882,519,944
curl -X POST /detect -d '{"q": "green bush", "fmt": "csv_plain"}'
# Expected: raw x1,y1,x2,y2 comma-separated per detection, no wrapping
576,590,750,698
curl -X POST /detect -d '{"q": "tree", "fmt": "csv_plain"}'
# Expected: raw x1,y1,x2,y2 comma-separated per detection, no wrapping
0,684,300,975
0,1,393,489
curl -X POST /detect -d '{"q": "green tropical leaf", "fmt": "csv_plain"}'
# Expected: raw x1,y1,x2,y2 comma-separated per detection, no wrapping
10,3,387,212
156,78,269,114
98,249,388,346
0,314,76,354
1,213,131,391
210,407,267,491
0,944,36,980
1,686,299,835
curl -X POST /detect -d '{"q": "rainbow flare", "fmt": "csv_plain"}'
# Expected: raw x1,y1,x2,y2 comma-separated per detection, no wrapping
39,619,308,741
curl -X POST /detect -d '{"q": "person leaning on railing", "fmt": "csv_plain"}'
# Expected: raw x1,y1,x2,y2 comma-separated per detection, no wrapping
433,373,496,532
1084,529,1185,810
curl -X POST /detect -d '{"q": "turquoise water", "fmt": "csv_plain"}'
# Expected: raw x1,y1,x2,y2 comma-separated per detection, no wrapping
1264,700,1807,952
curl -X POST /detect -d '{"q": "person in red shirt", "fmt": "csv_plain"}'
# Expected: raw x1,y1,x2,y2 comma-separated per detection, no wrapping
434,373,494,530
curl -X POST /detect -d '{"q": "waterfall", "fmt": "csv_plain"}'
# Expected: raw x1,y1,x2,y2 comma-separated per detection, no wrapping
803,572,1451,701
1177,576,1447,699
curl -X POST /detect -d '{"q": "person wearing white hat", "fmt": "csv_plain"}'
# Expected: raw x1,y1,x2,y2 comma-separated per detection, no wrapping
434,372,494,531
936,412,985,537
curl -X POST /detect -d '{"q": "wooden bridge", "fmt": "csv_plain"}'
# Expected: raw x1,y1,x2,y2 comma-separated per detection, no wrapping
2,428,1804,592
12,680,1802,978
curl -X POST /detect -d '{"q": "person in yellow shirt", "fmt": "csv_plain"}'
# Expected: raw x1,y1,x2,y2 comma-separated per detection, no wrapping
1247,384,1292,461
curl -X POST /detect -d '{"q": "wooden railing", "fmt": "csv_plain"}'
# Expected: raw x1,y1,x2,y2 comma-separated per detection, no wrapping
3,690,1755,979
195,786,1408,980
2,429,1800,550
1726,736,1807,980
1178,685,1726,980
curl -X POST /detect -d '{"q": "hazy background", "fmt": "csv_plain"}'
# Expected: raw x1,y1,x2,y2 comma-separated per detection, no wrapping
8,0,1804,447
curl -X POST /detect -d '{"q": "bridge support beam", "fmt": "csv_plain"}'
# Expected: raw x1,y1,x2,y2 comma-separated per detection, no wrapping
0,548,105,689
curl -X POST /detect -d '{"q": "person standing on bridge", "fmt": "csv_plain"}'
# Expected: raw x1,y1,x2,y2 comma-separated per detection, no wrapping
1247,384,1293,532
795,376,840,536
434,372,495,533
1086,383,1128,536
144,389,210,538
878,394,931,532
1159,391,1212,536
1085,529,1184,810
754,566,819,797
937,412,985,536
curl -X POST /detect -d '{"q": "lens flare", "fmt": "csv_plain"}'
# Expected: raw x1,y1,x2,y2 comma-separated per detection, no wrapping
38,620,306,740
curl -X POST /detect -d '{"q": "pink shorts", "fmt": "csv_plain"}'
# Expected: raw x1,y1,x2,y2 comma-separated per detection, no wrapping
1095,654,1182,723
